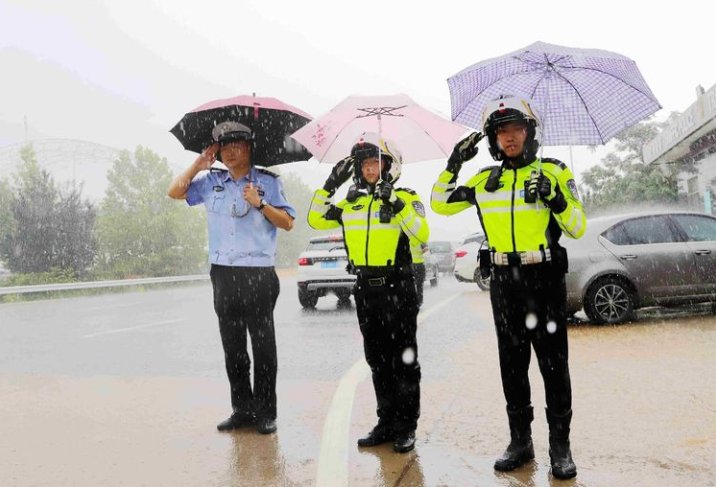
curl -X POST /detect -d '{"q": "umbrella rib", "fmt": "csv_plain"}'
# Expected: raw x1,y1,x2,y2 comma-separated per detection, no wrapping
551,64,662,143
548,68,607,143
567,65,660,106
451,63,544,120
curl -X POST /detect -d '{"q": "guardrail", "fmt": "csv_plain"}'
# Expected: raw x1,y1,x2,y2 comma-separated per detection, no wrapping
0,274,209,296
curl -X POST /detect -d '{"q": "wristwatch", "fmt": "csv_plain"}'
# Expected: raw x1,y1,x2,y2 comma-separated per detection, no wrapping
257,199,268,211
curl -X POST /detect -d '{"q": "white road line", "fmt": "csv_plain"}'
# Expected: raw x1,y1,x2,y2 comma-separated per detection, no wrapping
316,292,464,487
81,318,185,339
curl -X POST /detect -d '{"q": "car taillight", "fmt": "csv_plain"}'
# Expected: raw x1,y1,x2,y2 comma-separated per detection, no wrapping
298,257,313,266
455,250,467,258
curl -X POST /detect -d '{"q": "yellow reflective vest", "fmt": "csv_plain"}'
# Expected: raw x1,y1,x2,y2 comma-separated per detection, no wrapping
431,158,585,253
308,187,430,268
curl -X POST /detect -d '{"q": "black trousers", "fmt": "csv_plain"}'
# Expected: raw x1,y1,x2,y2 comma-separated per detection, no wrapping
210,265,280,420
354,272,421,433
489,263,572,415
411,263,426,306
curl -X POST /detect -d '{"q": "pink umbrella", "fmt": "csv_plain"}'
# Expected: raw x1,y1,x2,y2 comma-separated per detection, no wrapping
290,94,468,164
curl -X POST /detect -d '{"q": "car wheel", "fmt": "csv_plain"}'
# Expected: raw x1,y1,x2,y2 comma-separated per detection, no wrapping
298,289,318,309
429,266,439,287
474,268,490,291
584,277,635,324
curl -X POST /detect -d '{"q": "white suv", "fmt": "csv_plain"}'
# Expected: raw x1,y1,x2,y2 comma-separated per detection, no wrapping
453,232,490,290
296,234,356,309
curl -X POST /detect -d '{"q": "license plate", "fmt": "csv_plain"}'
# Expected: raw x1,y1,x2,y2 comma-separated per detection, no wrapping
321,261,338,268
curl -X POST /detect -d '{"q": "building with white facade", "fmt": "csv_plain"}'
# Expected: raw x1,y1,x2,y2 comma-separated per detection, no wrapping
643,84,716,214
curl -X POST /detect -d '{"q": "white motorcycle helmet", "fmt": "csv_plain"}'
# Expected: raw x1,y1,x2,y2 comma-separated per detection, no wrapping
350,132,403,186
481,96,542,162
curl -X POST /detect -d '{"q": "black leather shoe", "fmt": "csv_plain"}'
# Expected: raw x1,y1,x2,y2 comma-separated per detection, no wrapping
217,413,255,432
256,418,277,435
393,431,416,453
357,424,394,447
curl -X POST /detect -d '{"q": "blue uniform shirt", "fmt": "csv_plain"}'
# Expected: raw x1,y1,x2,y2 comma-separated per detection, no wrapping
186,166,296,267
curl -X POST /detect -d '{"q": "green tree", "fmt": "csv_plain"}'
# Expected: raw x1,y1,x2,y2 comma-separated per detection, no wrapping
274,171,314,267
0,145,95,275
95,146,206,278
0,177,14,251
580,120,680,213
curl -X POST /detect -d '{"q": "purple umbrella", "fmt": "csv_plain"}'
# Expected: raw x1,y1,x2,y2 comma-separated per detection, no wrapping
448,41,661,146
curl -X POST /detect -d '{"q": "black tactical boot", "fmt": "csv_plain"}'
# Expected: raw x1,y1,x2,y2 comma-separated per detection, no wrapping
494,405,535,471
546,408,577,479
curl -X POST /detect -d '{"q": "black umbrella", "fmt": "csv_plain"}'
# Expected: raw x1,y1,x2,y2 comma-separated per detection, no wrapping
170,94,313,167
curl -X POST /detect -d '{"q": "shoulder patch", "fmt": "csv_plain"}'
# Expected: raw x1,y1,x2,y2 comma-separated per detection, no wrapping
541,158,567,170
396,187,417,195
411,200,426,217
566,179,580,200
256,167,279,178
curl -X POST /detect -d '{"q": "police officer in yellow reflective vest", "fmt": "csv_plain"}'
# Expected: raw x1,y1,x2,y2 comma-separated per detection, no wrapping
431,96,585,479
308,132,429,453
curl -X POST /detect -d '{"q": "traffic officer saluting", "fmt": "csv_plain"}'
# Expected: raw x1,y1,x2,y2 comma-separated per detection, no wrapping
308,132,429,453
431,96,585,479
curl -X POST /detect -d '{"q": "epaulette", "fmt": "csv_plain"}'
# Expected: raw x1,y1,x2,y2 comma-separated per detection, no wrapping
395,187,417,195
256,167,280,178
540,158,567,170
478,165,501,175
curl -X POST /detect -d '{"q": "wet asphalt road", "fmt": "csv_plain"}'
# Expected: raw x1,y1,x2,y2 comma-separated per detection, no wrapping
0,274,714,486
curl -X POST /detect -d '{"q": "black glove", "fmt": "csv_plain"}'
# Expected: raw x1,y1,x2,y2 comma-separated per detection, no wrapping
323,156,355,194
537,174,567,213
447,132,483,174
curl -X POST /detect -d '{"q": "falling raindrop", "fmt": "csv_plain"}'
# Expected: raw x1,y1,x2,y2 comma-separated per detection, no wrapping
546,320,557,334
402,347,415,365
525,313,537,330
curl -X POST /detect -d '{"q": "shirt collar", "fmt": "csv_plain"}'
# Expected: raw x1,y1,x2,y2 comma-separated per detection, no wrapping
220,166,256,183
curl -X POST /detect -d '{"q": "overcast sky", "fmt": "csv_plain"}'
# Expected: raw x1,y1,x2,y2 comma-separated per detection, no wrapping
1,0,713,238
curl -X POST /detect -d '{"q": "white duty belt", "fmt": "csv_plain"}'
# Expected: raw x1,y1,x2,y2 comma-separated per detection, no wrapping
491,249,551,266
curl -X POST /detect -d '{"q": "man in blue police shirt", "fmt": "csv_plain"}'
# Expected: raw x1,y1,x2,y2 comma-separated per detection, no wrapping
168,121,296,435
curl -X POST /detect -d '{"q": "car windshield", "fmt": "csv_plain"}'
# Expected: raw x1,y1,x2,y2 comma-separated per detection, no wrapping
429,242,452,252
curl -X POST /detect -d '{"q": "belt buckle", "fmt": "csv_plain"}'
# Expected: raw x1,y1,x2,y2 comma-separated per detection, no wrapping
368,277,385,287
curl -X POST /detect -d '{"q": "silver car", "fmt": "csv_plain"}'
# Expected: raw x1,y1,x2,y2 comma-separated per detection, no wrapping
563,211,716,324
296,234,440,309
427,241,456,274
296,235,355,309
